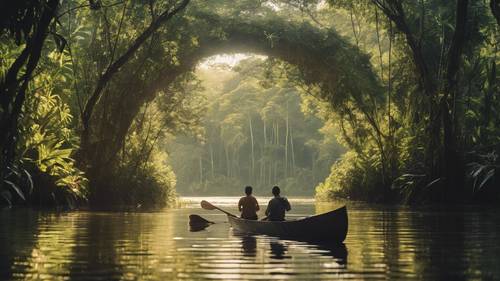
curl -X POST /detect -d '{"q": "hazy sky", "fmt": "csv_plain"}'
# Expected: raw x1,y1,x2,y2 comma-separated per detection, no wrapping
198,53,267,69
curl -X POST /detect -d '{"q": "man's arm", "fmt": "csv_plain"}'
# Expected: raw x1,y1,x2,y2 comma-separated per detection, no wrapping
238,198,243,212
284,198,291,211
254,197,260,211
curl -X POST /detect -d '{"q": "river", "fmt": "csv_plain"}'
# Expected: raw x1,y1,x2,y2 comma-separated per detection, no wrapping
1,197,499,280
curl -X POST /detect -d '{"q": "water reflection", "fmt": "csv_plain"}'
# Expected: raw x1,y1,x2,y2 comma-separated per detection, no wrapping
240,236,257,257
269,241,289,260
315,243,348,266
1,199,500,280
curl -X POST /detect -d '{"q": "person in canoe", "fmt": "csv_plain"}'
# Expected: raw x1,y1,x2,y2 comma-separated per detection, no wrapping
265,186,291,221
238,186,260,220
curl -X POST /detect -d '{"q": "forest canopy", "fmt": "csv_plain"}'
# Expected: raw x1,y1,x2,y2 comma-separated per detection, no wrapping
0,0,499,207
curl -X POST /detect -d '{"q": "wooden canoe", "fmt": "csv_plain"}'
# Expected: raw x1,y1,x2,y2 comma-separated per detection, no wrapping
228,206,348,242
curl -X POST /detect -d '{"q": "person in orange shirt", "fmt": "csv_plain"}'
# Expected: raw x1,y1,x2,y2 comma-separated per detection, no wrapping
238,186,260,220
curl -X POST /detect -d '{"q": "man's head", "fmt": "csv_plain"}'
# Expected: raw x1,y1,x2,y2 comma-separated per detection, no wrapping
245,186,253,195
272,186,280,196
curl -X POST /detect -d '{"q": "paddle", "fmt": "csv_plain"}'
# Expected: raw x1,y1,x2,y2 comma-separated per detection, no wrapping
188,214,214,232
188,214,214,226
200,200,237,217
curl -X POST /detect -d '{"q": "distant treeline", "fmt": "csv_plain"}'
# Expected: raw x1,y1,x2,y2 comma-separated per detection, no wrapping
169,58,345,196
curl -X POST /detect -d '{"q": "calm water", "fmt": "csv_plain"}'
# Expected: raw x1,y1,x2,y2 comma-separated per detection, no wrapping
1,197,500,280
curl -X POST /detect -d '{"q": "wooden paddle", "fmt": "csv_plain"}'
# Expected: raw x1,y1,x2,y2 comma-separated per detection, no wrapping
188,214,214,232
201,200,237,217
188,214,214,226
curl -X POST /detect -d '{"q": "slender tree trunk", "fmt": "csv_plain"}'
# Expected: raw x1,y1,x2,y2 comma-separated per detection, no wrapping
263,119,267,146
210,144,215,179
349,7,360,47
375,8,384,79
311,152,316,184
272,122,275,145
199,155,203,185
274,162,278,184
268,158,272,185
285,105,289,179
290,128,296,172
272,122,276,145
259,147,266,186
225,145,230,178
249,117,255,179
276,121,279,145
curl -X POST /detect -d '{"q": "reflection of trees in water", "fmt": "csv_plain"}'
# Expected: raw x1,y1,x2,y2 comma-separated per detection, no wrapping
1,212,91,280
68,213,126,280
406,209,468,280
0,210,40,280
67,211,182,280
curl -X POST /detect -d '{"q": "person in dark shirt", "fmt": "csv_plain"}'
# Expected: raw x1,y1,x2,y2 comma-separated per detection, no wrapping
238,186,260,220
265,186,291,221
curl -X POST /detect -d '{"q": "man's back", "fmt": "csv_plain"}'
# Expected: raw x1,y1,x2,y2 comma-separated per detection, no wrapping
238,195,259,220
265,197,291,221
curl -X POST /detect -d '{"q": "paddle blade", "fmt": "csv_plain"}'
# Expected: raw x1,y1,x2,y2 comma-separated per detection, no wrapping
200,200,216,210
189,214,213,226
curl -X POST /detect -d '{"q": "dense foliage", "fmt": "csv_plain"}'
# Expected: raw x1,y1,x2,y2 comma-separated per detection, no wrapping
312,0,500,203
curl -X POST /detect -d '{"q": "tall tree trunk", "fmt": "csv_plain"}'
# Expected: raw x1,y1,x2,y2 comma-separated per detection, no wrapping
276,121,279,145
210,144,215,179
290,128,296,172
311,152,316,185
268,158,272,186
259,147,266,185
249,117,255,179
225,145,230,178
285,105,289,179
199,155,203,185
349,6,360,47
375,8,384,79
441,0,469,201
263,119,267,146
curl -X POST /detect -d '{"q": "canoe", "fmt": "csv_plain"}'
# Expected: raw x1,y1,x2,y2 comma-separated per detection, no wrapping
228,206,348,242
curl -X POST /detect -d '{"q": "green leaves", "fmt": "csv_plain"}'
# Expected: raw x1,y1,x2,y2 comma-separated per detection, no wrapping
468,152,499,194
1,165,34,205
11,65,89,204
3,180,26,201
